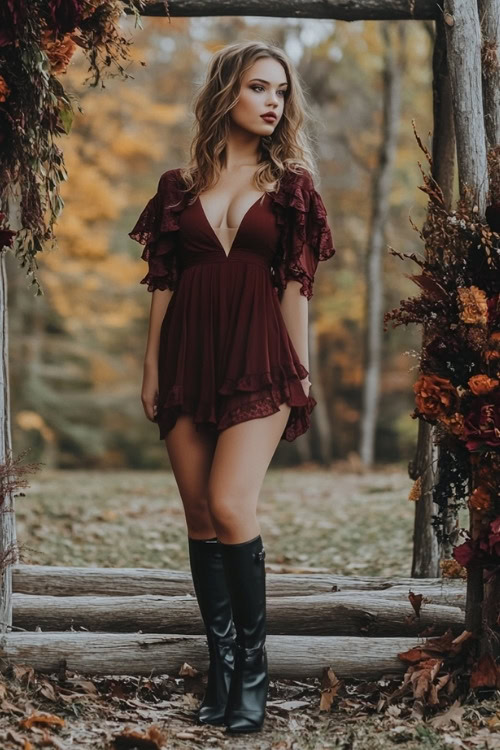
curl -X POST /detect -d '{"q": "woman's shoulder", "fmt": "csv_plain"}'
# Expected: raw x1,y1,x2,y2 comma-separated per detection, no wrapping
157,167,185,192
280,166,316,194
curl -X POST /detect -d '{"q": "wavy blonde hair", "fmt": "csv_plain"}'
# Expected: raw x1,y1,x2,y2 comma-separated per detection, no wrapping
179,40,318,202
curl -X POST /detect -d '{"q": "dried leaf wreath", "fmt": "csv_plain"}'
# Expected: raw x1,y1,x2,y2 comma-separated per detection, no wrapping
385,125,500,581
0,0,159,294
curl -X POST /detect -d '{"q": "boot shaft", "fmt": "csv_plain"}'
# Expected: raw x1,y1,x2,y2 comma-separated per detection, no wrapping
218,534,266,650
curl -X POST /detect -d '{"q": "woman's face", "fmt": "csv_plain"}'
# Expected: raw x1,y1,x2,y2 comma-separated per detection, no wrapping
229,56,288,136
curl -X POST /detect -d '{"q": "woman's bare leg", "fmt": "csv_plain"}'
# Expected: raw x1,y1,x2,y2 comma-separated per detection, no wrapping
207,403,291,543
165,415,218,539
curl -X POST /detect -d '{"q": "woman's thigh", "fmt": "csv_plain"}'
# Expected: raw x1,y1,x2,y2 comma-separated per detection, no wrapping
165,415,218,538
207,403,291,543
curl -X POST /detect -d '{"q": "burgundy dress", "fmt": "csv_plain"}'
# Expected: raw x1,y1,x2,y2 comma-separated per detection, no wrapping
128,167,336,442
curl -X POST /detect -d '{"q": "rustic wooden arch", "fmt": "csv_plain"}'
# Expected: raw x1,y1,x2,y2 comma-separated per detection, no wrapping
0,0,498,679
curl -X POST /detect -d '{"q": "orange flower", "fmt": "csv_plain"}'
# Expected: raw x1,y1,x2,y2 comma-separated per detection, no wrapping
0,75,10,102
408,477,422,502
413,374,458,419
468,374,499,395
40,30,76,75
485,331,500,362
440,558,467,579
457,286,488,325
439,412,465,436
468,485,492,512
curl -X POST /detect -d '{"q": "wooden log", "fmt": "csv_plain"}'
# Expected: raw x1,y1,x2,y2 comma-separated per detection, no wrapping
0,632,423,679
443,0,489,215
12,564,466,601
128,0,439,21
444,0,490,641
12,591,465,636
478,0,500,148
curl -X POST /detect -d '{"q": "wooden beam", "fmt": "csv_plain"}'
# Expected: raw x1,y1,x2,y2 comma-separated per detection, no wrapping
478,0,500,149
128,0,440,20
443,0,489,214
12,563,465,599
0,632,421,678
12,591,465,636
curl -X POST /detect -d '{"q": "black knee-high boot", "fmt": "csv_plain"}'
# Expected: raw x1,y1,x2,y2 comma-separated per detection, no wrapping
188,536,237,725
218,534,269,733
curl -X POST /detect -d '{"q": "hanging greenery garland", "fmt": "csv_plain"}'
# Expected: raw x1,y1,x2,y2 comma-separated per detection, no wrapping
385,125,500,581
0,0,153,294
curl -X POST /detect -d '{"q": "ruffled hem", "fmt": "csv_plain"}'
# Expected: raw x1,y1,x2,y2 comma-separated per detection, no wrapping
156,381,317,443
217,362,309,394
268,168,336,301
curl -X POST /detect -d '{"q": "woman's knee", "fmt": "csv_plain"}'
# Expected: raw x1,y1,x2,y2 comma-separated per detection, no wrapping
182,497,215,537
207,492,256,533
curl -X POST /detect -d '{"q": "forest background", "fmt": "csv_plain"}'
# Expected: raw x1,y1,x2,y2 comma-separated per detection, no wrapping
8,14,434,470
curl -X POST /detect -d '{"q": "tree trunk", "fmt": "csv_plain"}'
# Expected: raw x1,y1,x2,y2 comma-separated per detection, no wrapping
478,0,500,149
308,315,332,464
360,21,404,467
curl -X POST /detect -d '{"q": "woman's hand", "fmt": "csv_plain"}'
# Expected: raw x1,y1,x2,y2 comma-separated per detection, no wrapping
142,361,159,422
300,376,312,398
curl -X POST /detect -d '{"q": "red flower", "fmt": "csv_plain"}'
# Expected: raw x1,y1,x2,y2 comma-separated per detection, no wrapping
0,229,16,250
452,539,476,567
0,0,28,46
45,0,85,34
485,203,500,233
453,517,500,577
488,517,500,557
488,293,500,326
463,393,500,451
0,212,16,250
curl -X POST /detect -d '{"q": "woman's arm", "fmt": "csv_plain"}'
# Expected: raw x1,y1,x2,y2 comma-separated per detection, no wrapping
142,288,174,421
279,280,311,396
144,288,173,365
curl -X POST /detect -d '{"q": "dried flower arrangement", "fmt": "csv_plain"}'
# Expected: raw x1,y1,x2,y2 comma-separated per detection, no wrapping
384,125,500,582
0,0,151,293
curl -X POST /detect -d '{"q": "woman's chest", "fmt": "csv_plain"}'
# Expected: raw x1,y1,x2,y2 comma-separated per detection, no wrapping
177,191,281,261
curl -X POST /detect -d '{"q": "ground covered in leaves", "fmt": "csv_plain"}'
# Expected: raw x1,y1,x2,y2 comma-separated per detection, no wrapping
1,464,499,749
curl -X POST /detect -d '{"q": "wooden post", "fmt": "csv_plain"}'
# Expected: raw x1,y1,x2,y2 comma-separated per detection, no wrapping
477,0,500,659
410,15,456,578
0,191,19,636
443,0,489,640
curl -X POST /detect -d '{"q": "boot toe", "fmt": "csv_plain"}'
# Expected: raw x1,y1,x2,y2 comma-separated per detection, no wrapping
225,710,265,733
198,706,226,725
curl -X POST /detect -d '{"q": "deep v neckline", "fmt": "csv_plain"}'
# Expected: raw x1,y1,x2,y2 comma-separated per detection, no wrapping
197,193,267,258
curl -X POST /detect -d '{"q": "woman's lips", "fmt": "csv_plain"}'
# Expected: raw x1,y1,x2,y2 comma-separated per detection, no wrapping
261,115,277,123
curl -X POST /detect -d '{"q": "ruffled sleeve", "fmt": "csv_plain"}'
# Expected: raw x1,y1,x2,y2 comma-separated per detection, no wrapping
128,169,186,292
269,169,336,301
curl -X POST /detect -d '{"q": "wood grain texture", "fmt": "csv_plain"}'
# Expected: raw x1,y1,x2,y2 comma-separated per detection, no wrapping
12,590,464,635
12,564,465,599
127,0,440,20
0,632,423,678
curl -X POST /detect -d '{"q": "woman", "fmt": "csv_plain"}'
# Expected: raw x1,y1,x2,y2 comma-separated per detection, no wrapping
128,40,336,734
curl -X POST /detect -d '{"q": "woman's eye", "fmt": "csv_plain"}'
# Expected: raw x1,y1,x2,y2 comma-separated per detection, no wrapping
250,85,287,97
